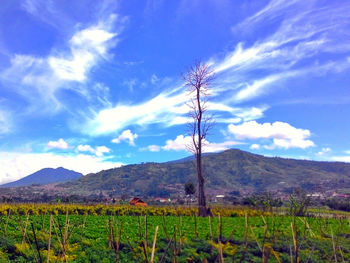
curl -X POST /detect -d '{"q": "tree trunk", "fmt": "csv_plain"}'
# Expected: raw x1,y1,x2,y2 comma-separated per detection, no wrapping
197,145,210,216
197,154,206,216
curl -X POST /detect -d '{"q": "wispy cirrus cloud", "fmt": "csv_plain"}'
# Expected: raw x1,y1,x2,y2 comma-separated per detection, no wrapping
84,82,269,135
212,0,350,103
21,0,119,32
49,24,116,82
0,109,11,135
84,0,350,136
0,12,121,113
21,0,75,31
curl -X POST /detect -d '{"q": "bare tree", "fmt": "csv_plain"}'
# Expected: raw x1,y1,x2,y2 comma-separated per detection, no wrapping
183,61,214,216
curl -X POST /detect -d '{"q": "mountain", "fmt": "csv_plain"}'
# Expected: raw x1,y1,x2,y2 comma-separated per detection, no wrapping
1,167,82,188
61,149,350,196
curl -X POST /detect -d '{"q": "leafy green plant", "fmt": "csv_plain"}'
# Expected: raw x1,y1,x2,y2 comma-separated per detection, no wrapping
289,188,311,217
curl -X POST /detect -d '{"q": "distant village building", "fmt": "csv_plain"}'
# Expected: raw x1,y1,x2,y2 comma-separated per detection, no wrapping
129,197,148,206
214,194,225,203
154,197,171,203
306,193,324,199
332,192,350,198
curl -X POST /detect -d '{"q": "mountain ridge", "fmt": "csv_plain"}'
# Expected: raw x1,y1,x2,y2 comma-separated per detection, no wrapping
61,148,350,196
1,167,82,188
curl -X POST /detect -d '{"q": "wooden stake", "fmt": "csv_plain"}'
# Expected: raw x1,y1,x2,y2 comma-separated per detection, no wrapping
291,222,299,263
52,217,67,263
218,237,224,263
331,227,338,263
173,225,178,263
150,226,159,263
47,215,52,263
179,216,183,248
144,215,148,248
31,222,43,263
239,212,249,263
162,214,170,240
218,214,222,242
159,233,175,263
194,214,198,238
81,215,86,240
208,216,213,241
22,213,30,244
3,209,11,237
108,218,113,248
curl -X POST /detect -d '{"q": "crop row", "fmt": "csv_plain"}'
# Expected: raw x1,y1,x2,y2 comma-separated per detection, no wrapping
0,203,270,217
0,211,349,262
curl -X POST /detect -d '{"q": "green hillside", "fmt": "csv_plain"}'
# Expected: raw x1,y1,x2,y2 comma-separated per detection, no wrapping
62,149,350,196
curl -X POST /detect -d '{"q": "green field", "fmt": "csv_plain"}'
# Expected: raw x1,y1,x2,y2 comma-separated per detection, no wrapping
0,211,349,262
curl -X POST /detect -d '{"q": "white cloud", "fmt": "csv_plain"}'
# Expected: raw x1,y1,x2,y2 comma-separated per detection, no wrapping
269,138,314,150
233,106,268,122
77,144,95,153
228,121,314,149
316,147,331,156
112,129,138,146
76,144,111,157
49,25,116,82
250,144,260,150
47,138,69,150
330,156,350,163
147,135,241,153
229,121,309,140
95,146,111,157
169,116,192,126
147,145,161,152
204,140,242,153
162,135,191,151
0,151,123,185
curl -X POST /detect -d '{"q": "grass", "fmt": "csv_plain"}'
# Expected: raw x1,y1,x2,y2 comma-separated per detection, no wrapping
0,209,349,262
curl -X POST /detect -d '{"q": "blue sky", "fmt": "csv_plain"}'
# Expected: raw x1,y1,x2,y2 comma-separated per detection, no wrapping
0,0,350,184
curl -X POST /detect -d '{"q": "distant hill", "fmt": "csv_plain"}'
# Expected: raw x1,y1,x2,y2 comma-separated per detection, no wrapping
62,149,350,196
1,167,82,188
